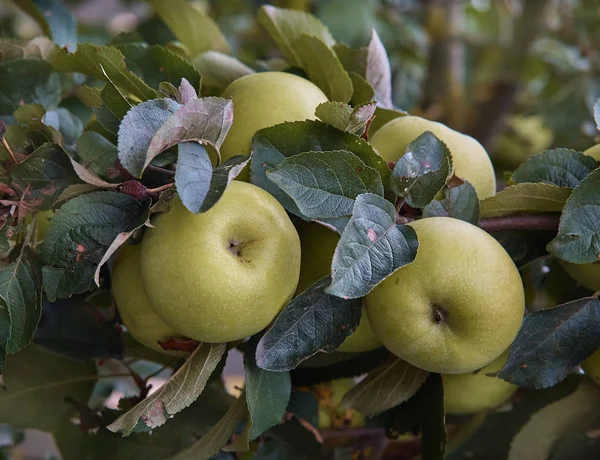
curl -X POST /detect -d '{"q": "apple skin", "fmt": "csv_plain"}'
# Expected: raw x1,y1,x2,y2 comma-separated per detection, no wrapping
443,350,517,414
297,223,381,353
140,181,301,343
316,378,364,429
560,261,600,292
364,217,524,374
493,115,553,170
584,144,600,161
220,72,328,164
112,245,186,356
582,348,600,387
369,116,496,199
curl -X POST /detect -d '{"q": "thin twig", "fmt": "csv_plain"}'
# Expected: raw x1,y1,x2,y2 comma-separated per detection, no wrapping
146,183,175,194
145,164,176,176
478,213,560,233
1,137,17,164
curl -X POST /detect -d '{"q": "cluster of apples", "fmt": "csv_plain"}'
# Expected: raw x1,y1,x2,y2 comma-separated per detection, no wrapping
110,71,597,417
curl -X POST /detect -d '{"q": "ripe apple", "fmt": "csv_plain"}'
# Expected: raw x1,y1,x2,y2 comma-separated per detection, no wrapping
112,245,185,356
582,348,600,387
220,71,328,164
364,217,524,374
140,181,301,343
493,115,553,170
369,116,496,199
297,223,381,353
443,350,517,414
316,378,364,429
584,143,600,160
560,261,600,292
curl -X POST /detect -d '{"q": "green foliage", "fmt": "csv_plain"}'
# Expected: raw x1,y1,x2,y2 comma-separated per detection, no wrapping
422,181,480,224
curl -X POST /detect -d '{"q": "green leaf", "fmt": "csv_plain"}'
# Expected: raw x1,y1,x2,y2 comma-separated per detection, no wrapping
13,0,77,51
341,355,428,416
510,149,599,188
43,108,83,147
422,181,480,224
391,131,452,208
348,71,376,106
292,34,353,103
118,44,202,91
251,120,390,216
315,101,376,134
175,143,248,214
256,277,362,371
170,394,249,460
480,183,572,218
13,103,62,143
9,143,80,210
192,51,254,92
326,193,419,299
244,349,291,440
0,59,61,117
0,248,41,368
76,132,119,179
267,150,384,219
257,5,335,68
40,191,149,300
108,342,226,436
0,345,96,431
547,168,600,264
498,297,600,389
53,44,156,101
367,107,407,137
149,0,230,57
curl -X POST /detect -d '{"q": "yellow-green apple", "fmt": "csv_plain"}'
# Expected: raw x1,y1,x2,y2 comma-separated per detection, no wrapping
297,223,381,353
560,261,600,292
584,143,600,160
140,181,301,343
369,115,496,199
493,115,553,170
316,378,364,428
112,245,185,355
583,348,600,387
365,217,524,374
220,71,328,163
443,350,517,414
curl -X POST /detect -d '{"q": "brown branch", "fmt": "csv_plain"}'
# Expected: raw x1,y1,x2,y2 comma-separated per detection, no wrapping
478,213,560,233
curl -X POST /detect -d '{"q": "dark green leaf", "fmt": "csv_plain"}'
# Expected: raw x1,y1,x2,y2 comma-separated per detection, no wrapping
13,103,62,143
34,297,122,360
498,297,600,389
251,120,390,216
53,44,156,101
40,191,149,300
422,181,480,224
326,193,419,299
348,72,376,106
341,356,428,416
391,131,452,208
13,0,77,51
9,143,80,210
292,34,353,103
547,168,600,263
511,149,599,188
368,107,407,137
480,183,572,218
118,44,201,90
0,59,61,117
255,438,308,460
267,150,384,219
256,277,362,371
43,108,83,147
192,51,253,92
244,349,291,440
108,342,227,435
315,101,376,134
493,230,558,268
257,5,335,68
76,132,119,179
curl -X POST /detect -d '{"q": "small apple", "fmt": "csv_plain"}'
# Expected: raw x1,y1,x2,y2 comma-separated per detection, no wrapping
364,217,524,374
493,115,553,170
297,223,381,353
220,71,328,164
140,181,301,343
369,116,496,199
443,350,517,414
582,348,600,387
584,143,600,161
316,378,364,429
560,261,600,292
112,245,185,356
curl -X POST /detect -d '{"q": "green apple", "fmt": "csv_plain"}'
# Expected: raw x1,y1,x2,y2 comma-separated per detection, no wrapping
364,217,524,374
560,261,600,292
582,348,600,387
584,143,600,161
443,350,517,414
220,71,328,164
493,115,553,170
369,115,496,199
316,378,364,429
140,181,301,343
112,245,185,356
297,223,381,353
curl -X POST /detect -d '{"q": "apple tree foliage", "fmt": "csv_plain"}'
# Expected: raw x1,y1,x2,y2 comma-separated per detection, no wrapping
0,1,599,459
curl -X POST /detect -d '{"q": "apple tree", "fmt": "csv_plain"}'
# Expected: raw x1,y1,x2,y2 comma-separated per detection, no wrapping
0,1,600,459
